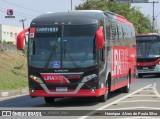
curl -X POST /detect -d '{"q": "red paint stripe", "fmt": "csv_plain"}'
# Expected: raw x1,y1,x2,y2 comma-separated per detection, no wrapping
137,58,160,66
116,15,133,26
30,88,107,97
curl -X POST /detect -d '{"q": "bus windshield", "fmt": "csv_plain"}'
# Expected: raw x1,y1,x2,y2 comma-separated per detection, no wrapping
28,24,97,68
137,40,160,58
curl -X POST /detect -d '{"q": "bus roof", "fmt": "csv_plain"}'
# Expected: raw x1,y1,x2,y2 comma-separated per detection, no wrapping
136,34,160,41
31,10,104,26
30,10,132,27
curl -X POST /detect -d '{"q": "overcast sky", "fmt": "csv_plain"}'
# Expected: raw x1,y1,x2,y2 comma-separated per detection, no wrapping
0,0,159,28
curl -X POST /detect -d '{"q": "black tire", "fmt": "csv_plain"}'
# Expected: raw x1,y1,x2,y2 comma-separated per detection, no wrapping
138,74,143,78
122,75,130,93
98,81,110,102
44,97,55,103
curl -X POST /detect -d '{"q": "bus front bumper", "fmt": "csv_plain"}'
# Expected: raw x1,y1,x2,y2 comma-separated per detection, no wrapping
30,87,107,97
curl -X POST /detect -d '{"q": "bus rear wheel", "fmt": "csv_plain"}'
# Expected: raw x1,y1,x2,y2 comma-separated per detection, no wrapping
44,97,55,104
122,74,130,93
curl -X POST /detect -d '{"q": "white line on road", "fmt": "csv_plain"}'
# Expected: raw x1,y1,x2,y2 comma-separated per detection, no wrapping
139,90,154,92
119,100,160,103
78,84,152,119
153,83,160,98
118,117,155,119
131,95,156,97
105,106,160,110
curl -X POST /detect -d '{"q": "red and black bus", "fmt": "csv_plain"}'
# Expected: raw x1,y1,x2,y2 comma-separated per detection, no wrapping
17,10,136,103
136,34,160,78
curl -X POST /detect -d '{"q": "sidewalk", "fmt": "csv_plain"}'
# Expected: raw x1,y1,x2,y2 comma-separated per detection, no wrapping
0,88,29,98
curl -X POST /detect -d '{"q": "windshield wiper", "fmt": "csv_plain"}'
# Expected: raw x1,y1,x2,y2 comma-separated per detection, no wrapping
63,40,79,68
44,45,57,69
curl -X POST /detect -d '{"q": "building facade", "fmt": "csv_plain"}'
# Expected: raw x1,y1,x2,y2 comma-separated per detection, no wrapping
0,24,23,44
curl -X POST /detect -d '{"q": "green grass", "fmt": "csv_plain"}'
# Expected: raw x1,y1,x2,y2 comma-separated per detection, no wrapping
0,51,28,90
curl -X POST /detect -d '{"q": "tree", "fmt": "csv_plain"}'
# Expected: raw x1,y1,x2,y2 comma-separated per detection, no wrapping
76,0,152,34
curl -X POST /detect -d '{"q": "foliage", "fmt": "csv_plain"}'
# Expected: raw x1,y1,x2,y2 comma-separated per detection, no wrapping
7,41,14,44
76,0,152,34
22,46,28,56
3,40,7,44
0,52,28,90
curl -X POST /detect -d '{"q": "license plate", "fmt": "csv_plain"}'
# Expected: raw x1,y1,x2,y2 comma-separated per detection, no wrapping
56,87,68,92
143,67,148,70
138,70,148,72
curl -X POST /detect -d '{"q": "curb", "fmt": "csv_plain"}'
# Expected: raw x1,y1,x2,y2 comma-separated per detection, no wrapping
0,88,29,98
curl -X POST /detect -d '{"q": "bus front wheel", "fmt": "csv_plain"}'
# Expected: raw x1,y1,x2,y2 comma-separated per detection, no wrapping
98,81,110,102
44,97,55,104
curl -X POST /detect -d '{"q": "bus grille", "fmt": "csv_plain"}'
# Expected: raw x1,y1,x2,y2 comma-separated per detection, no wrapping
137,66,156,70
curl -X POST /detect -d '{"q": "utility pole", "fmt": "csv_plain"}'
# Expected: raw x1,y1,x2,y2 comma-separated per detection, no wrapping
71,0,72,11
19,18,26,30
152,1,158,33
130,1,158,33
19,18,27,44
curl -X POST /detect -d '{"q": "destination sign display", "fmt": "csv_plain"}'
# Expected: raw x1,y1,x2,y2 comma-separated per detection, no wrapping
36,27,58,33
136,36,159,41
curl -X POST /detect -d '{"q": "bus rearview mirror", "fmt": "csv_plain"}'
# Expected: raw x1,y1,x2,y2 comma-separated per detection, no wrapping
16,28,29,50
96,26,104,49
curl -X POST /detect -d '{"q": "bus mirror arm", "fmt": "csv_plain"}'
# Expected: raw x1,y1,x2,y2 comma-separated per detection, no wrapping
16,28,29,50
95,26,104,49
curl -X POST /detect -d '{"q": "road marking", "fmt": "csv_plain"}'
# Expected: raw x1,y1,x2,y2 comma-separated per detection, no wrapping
140,90,154,92
119,100,160,103
153,83,160,98
78,84,152,119
119,117,154,119
131,95,156,97
105,106,160,110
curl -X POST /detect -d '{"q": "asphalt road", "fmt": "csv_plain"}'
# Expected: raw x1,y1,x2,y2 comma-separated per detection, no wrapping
0,76,160,119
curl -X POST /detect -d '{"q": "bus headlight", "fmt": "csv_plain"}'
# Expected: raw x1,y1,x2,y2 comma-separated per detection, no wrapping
158,62,160,65
81,74,97,83
29,75,43,84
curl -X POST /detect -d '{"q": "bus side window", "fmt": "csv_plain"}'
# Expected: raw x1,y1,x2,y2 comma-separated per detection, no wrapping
110,20,116,46
129,26,132,47
105,17,111,46
116,22,120,45
123,25,127,46
98,18,105,63
118,22,122,46
121,23,125,46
